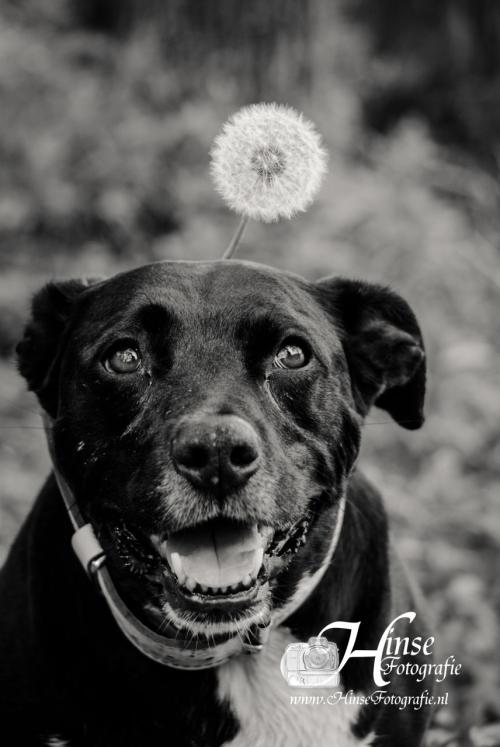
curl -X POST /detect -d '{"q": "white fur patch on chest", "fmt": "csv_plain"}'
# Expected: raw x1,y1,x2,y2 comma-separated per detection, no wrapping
217,628,373,747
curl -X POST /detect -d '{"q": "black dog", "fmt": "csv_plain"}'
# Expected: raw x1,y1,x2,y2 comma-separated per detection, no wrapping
0,259,432,746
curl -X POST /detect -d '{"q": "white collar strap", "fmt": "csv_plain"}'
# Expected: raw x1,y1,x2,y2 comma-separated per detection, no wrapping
42,415,346,670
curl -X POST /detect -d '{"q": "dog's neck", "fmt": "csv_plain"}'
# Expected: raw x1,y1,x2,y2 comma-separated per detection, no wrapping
7,467,388,722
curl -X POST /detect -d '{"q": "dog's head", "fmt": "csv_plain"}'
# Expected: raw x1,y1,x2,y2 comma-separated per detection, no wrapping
17,260,425,640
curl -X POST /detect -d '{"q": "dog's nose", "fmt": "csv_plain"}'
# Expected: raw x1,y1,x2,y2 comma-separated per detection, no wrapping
171,415,261,492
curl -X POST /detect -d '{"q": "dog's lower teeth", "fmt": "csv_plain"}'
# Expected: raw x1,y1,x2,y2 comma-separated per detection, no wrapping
177,578,258,596
163,554,263,595
161,548,265,595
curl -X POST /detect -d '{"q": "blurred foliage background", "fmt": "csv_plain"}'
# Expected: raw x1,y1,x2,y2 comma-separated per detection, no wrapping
1,2,500,744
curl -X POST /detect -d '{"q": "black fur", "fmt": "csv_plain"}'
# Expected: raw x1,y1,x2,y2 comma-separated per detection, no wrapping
0,259,432,746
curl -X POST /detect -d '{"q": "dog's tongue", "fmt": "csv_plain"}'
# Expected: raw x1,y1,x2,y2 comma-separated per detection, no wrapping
165,522,264,589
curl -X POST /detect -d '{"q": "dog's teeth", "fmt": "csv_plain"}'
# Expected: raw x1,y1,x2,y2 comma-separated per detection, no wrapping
158,541,169,560
200,584,208,593
242,574,252,587
252,547,264,577
258,526,275,549
185,576,197,591
169,551,184,580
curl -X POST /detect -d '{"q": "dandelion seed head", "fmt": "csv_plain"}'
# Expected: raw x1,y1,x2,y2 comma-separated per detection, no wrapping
251,146,287,183
210,103,328,223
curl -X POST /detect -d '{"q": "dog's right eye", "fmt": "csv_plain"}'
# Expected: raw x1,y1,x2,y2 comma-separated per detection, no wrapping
273,342,309,370
104,346,142,374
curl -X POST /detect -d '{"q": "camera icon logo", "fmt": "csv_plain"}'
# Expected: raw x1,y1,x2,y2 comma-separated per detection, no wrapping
280,636,340,688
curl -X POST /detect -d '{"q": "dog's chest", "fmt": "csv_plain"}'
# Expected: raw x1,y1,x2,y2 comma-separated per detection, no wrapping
217,628,372,747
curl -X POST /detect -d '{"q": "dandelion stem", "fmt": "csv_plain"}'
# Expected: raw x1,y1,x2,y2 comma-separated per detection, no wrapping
222,215,249,260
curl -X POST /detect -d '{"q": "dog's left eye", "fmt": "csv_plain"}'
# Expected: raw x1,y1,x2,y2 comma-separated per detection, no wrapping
104,347,142,374
274,342,308,369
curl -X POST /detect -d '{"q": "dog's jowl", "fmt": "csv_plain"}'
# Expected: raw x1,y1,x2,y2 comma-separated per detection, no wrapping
0,260,432,746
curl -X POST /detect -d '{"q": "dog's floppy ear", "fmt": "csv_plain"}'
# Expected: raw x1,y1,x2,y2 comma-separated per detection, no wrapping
16,277,101,417
315,277,426,429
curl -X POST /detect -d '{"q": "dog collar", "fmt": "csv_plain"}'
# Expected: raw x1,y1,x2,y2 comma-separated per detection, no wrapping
43,416,346,670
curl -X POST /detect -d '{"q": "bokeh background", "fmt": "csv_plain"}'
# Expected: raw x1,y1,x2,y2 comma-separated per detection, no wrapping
1,2,500,744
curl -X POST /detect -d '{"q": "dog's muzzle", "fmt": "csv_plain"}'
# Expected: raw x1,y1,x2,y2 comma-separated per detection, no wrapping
43,415,346,670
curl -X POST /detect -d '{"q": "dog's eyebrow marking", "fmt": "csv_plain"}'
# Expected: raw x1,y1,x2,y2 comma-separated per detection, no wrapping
136,302,178,333
236,311,308,341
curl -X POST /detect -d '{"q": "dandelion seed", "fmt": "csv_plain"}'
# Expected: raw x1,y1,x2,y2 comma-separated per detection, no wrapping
210,103,328,227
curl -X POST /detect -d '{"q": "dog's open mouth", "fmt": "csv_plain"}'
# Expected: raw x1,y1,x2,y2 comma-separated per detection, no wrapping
107,511,312,614
159,520,271,599
101,505,316,636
